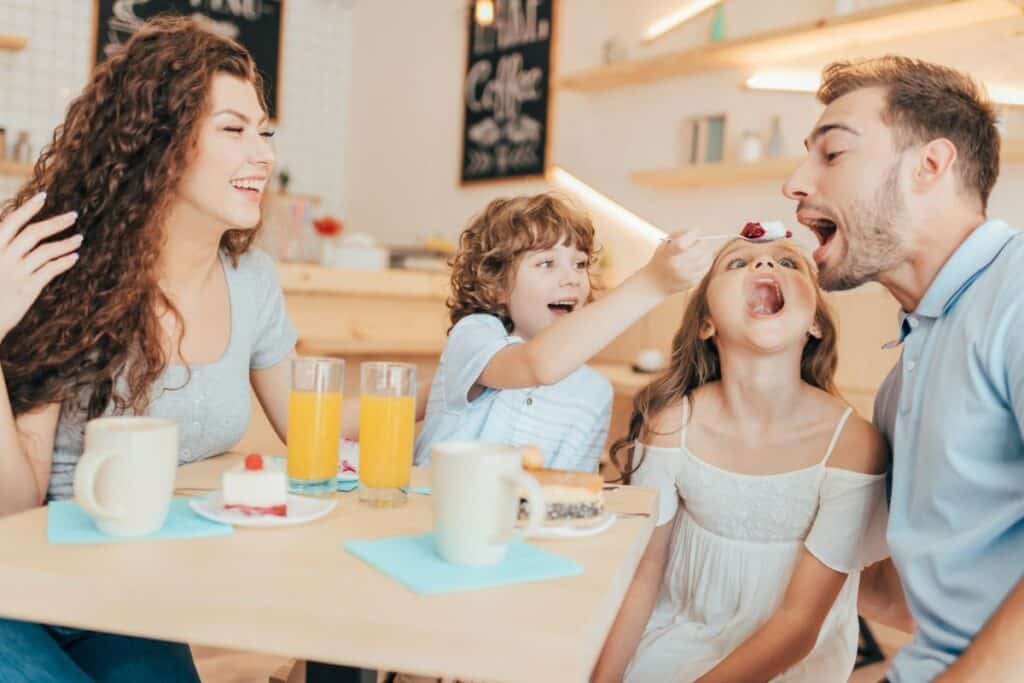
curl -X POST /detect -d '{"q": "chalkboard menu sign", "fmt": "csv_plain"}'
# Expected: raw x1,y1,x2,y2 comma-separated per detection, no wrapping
461,0,555,183
93,0,283,120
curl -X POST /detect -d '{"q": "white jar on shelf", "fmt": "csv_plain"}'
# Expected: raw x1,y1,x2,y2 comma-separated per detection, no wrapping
740,130,764,163
321,232,389,271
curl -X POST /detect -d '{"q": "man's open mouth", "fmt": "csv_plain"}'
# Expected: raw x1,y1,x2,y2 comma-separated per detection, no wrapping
799,213,838,263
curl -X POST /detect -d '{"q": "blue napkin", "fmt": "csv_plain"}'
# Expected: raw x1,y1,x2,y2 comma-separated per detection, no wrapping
344,533,582,594
47,498,233,544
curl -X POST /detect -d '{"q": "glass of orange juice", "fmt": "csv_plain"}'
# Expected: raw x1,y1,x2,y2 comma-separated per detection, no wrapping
358,362,416,507
287,357,344,496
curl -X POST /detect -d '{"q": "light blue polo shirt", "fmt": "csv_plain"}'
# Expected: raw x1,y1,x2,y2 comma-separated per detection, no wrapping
874,220,1024,682
414,313,613,472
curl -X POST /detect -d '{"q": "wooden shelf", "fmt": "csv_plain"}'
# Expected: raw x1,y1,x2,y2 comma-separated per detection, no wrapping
0,159,32,177
0,34,28,51
277,263,448,299
635,138,1024,190
559,0,1024,92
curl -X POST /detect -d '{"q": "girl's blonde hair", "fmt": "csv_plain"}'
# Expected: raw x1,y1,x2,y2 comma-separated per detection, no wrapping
611,240,840,483
447,193,598,333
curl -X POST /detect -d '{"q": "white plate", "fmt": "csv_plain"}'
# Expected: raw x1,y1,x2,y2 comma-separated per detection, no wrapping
528,512,618,539
189,492,337,528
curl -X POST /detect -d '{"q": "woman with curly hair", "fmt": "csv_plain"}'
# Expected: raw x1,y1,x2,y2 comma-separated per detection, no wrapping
0,16,299,680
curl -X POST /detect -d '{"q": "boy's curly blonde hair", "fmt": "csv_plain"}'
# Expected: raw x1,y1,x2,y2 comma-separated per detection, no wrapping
448,193,599,333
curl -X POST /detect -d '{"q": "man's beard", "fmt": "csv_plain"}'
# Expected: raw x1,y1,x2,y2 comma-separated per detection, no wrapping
820,163,909,292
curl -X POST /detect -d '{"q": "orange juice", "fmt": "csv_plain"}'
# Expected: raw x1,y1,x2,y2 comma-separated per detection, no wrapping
358,394,415,488
287,390,343,481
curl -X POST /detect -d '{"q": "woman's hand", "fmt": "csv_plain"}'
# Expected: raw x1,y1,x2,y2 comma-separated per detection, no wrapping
0,192,81,342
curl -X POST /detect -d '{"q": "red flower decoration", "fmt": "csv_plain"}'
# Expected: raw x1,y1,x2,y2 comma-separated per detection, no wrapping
313,216,344,238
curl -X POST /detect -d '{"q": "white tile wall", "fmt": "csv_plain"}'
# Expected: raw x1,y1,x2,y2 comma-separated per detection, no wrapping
0,0,351,221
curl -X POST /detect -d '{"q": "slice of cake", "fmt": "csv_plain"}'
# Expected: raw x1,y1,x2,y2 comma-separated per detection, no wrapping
222,453,288,516
519,468,604,522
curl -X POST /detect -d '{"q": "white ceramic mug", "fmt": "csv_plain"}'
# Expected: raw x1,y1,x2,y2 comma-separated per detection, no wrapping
73,417,179,537
431,441,546,567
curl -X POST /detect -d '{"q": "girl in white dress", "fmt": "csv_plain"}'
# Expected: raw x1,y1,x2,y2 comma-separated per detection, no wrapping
593,237,889,682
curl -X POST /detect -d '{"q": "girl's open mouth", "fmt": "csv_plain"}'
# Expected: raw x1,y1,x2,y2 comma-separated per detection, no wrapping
745,277,785,317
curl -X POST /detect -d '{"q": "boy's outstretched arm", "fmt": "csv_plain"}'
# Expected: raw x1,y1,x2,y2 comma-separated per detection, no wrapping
480,231,711,390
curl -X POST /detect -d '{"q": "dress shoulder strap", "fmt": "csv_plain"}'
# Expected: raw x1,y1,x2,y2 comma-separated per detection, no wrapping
820,406,855,466
679,397,692,449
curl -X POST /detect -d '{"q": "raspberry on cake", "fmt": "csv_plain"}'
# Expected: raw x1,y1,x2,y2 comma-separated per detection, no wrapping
222,453,288,516
520,468,604,521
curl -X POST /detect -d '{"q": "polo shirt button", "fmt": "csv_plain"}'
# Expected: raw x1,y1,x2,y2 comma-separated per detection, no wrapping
906,360,916,372
526,397,533,406
908,316,919,329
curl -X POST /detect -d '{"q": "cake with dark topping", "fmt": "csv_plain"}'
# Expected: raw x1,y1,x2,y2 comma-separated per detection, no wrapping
519,468,604,521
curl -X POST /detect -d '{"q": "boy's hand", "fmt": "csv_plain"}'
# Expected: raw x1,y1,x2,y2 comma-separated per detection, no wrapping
642,230,712,295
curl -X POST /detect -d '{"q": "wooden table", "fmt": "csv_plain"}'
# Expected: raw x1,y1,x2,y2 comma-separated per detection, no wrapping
0,454,657,682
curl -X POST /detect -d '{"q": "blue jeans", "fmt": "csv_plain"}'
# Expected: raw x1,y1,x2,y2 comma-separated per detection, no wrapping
0,618,199,682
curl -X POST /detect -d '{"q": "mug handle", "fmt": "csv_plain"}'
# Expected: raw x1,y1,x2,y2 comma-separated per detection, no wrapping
503,470,546,540
73,449,126,520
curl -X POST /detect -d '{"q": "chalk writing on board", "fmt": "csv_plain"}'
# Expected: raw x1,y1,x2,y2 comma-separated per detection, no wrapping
461,0,554,183
94,0,283,119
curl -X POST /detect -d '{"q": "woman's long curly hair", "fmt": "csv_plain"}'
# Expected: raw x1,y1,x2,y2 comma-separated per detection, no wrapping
610,239,840,483
447,193,600,333
0,16,265,418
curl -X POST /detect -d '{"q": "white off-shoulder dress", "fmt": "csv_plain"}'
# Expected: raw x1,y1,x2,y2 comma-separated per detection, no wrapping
625,405,889,682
